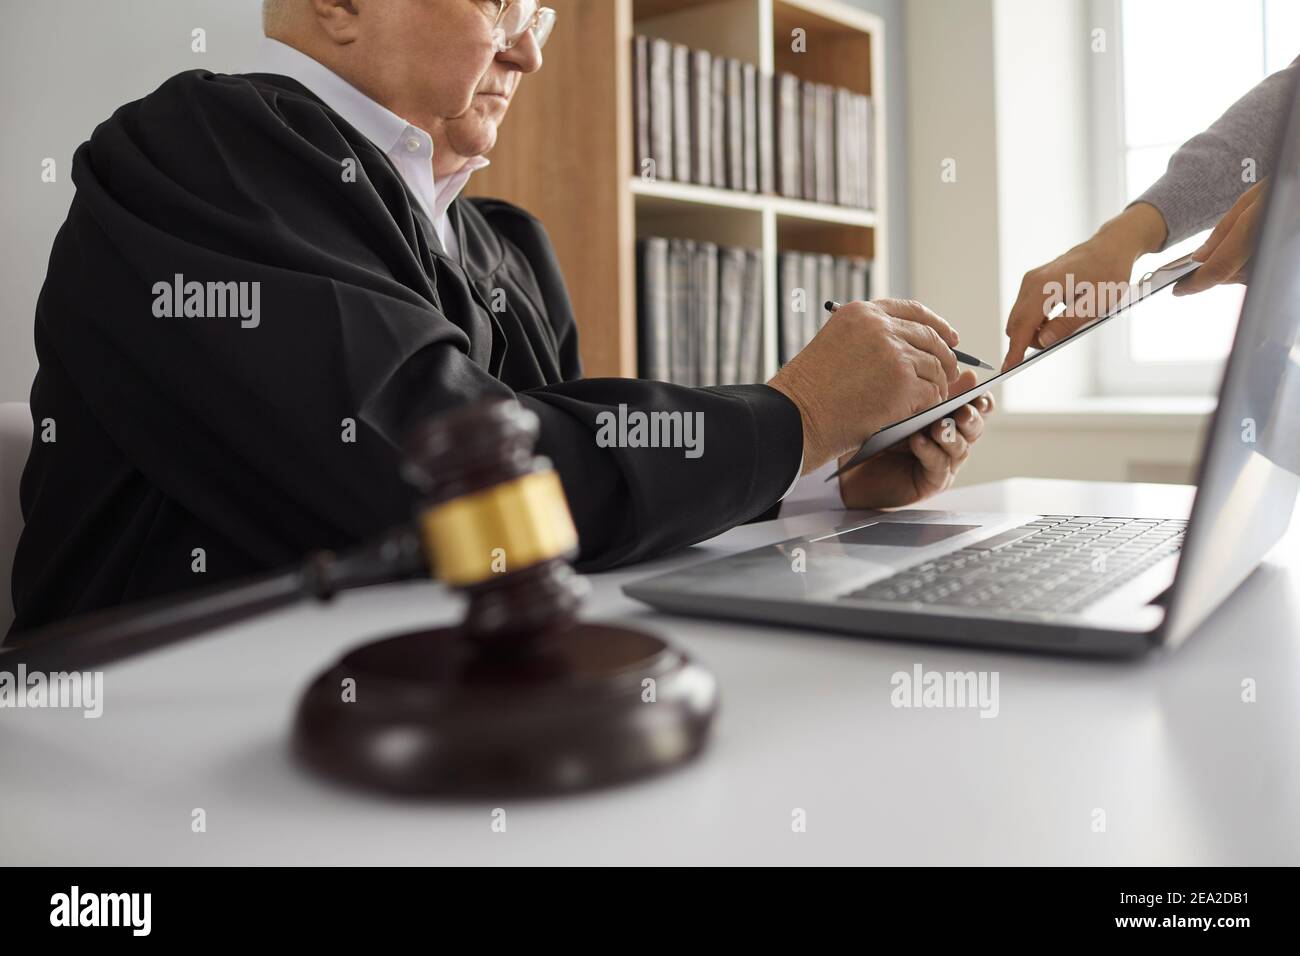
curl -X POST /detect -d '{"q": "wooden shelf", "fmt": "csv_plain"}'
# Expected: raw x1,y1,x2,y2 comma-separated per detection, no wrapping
770,194,877,228
632,177,768,212
631,177,877,227
635,0,733,19
775,0,879,34
467,0,887,379
777,215,874,260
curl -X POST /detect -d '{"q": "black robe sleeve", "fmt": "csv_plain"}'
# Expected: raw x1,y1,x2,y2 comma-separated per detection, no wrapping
460,199,800,567
12,69,801,628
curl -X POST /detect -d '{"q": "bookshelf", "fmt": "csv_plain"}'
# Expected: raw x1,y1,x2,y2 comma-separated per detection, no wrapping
466,0,887,380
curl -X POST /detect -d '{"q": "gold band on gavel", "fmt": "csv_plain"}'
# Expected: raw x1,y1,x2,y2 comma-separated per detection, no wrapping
418,470,578,586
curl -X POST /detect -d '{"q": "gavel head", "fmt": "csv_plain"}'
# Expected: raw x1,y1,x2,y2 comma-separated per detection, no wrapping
401,399,587,646
297,399,717,797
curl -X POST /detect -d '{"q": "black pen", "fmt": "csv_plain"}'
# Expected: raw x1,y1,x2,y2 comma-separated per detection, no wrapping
823,300,994,370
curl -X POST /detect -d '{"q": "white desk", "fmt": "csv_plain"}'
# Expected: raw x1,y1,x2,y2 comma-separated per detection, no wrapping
2,479,1297,865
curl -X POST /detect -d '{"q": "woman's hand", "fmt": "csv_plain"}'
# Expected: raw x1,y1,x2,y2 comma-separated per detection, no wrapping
1173,178,1268,295
1002,202,1168,371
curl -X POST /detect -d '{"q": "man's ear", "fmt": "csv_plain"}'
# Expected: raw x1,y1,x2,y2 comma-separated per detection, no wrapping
309,0,362,43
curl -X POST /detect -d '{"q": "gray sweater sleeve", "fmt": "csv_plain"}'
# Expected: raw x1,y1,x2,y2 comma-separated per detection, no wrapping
1135,56,1299,250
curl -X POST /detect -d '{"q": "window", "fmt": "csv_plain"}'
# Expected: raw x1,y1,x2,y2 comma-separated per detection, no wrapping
1090,0,1298,396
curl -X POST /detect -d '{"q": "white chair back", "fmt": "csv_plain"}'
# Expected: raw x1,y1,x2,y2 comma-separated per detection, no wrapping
0,402,34,634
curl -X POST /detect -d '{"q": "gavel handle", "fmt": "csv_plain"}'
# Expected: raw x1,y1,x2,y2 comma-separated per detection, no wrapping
2,526,427,673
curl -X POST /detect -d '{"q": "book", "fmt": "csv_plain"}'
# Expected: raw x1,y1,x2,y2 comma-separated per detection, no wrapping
851,257,872,302
633,36,650,179
800,253,821,347
741,62,758,193
691,49,713,187
815,84,834,204
758,71,774,195
648,38,673,182
775,73,800,198
835,87,852,207
778,251,804,365
861,94,874,209
671,43,691,183
834,255,854,311
717,246,745,385
668,238,694,385
853,93,867,208
725,58,744,190
851,93,866,208
739,249,764,382
636,238,671,381
710,57,726,193
817,253,835,335
694,242,719,385
800,80,816,200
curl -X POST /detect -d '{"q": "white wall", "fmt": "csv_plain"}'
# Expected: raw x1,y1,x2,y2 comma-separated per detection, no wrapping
903,0,1003,377
0,0,265,402
992,0,1094,406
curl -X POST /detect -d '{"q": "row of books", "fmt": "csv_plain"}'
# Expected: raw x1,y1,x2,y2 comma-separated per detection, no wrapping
778,252,872,364
637,238,764,387
632,35,875,209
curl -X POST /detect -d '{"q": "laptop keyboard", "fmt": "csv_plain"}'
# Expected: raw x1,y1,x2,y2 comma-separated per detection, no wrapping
839,516,1187,614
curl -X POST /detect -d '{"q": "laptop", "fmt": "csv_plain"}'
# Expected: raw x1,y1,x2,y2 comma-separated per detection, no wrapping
624,90,1300,659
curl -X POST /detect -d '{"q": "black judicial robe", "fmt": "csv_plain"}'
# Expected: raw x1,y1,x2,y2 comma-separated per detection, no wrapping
8,69,802,635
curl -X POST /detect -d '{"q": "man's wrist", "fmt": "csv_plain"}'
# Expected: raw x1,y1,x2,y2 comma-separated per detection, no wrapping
767,370,828,474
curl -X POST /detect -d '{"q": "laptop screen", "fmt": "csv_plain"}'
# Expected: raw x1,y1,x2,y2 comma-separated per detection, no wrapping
1163,76,1300,647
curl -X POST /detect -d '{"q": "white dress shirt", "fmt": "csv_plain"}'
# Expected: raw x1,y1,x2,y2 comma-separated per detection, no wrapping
254,38,487,259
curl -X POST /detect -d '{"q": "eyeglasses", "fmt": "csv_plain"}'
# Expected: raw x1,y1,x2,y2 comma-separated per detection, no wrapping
486,0,557,52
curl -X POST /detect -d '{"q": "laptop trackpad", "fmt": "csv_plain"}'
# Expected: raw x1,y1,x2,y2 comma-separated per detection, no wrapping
832,522,984,547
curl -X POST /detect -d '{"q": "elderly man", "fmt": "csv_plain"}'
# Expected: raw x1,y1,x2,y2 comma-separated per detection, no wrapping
10,0,990,633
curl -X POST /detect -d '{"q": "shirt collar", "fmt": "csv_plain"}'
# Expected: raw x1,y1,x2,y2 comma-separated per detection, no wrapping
253,37,490,197
437,156,490,212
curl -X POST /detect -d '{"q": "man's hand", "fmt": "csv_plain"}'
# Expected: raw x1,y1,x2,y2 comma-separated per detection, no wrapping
838,371,994,508
1173,178,1267,296
1002,202,1168,371
768,298,961,474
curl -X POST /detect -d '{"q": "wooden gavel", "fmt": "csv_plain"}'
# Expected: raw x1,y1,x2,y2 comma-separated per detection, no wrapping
3,400,578,672
4,399,718,795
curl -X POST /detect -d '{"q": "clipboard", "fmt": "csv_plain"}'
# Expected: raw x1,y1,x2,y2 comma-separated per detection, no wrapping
826,254,1203,481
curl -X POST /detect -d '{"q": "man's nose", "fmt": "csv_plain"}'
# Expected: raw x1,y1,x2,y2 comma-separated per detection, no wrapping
497,30,543,74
